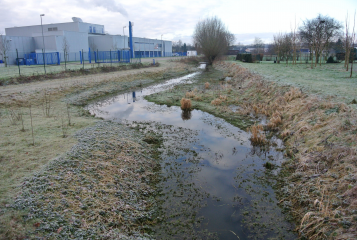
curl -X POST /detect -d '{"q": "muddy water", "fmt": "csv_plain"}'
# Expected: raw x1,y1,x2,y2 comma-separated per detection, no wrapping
87,71,296,239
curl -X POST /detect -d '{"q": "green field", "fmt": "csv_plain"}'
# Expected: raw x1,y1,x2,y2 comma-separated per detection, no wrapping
234,61,357,104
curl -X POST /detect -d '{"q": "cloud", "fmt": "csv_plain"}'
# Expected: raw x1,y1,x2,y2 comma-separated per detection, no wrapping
91,0,128,17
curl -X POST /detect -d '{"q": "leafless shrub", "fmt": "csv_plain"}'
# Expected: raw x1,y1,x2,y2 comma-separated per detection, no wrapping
247,123,266,145
193,16,235,65
61,115,68,138
7,108,21,125
29,105,35,145
66,103,71,126
42,89,52,117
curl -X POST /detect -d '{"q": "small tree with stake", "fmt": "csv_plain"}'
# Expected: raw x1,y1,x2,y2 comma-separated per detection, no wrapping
0,33,11,67
62,36,70,71
193,16,235,65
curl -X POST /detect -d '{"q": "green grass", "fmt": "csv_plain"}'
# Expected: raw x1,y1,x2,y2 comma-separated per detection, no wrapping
233,61,357,104
0,62,136,79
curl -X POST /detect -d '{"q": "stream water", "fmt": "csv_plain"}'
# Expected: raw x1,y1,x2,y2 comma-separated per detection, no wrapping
87,70,297,239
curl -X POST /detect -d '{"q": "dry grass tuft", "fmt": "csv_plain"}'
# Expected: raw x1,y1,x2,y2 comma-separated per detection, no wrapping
219,95,227,101
267,111,282,129
180,98,192,110
281,128,290,138
284,87,302,102
204,82,210,89
247,123,266,145
185,88,198,98
211,98,222,106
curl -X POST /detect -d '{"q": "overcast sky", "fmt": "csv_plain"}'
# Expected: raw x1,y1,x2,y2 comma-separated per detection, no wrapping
0,0,356,45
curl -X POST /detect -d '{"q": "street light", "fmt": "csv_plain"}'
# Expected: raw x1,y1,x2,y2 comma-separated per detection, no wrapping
161,34,163,57
40,14,46,73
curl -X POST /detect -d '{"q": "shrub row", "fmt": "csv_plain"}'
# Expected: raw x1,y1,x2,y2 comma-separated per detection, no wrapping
235,53,263,63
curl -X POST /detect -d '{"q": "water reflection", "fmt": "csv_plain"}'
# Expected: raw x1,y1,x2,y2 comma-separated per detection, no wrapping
181,110,192,121
86,72,296,239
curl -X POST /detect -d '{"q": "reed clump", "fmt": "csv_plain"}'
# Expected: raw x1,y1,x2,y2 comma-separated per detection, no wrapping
267,111,282,129
211,98,222,106
185,88,198,98
284,87,302,102
247,123,266,145
204,82,210,89
180,98,192,110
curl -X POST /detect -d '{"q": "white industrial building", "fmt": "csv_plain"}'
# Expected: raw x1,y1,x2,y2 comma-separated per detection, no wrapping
1,18,172,65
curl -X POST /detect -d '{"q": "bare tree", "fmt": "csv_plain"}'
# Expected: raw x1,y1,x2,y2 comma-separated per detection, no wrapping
254,37,264,54
62,36,70,61
300,14,342,68
350,11,356,78
0,33,12,67
273,33,283,63
281,33,293,65
193,16,234,65
344,12,356,71
291,18,299,65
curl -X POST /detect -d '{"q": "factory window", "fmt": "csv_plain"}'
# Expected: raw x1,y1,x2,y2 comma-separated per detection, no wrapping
89,26,92,33
48,27,58,31
93,27,96,33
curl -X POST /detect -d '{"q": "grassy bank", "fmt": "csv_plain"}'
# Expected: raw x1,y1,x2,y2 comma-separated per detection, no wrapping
146,61,357,239
236,61,357,105
0,61,195,239
0,62,159,86
214,62,357,239
145,68,254,130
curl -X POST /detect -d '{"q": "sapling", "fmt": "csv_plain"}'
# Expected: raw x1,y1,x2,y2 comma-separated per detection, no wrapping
29,105,35,145
66,103,71,126
61,115,68,138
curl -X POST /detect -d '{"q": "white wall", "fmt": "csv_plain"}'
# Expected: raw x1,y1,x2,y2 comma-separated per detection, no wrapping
0,35,35,64
6,22,80,37
89,35,125,51
79,23,105,34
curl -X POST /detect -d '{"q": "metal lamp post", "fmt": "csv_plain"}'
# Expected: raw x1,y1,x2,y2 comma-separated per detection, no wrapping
123,26,126,49
161,34,163,57
40,14,46,74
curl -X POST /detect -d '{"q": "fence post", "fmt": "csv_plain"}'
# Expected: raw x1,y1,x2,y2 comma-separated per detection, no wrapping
88,47,91,64
97,49,99,68
82,49,84,69
79,51,82,64
16,49,21,76
57,52,60,65
110,50,112,67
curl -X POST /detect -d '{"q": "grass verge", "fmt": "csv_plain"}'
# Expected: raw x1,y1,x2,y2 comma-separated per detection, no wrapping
0,61,193,239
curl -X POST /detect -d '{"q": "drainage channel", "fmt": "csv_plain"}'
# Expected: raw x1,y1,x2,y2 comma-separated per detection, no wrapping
87,69,297,239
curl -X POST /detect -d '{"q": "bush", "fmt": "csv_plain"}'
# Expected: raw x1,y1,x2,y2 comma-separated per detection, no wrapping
236,53,262,63
326,56,338,63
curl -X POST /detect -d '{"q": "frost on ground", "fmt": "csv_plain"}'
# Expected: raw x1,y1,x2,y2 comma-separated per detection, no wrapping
8,121,160,239
213,61,357,239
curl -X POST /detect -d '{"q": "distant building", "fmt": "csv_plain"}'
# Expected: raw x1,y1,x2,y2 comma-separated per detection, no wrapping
187,51,197,56
3,18,172,64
